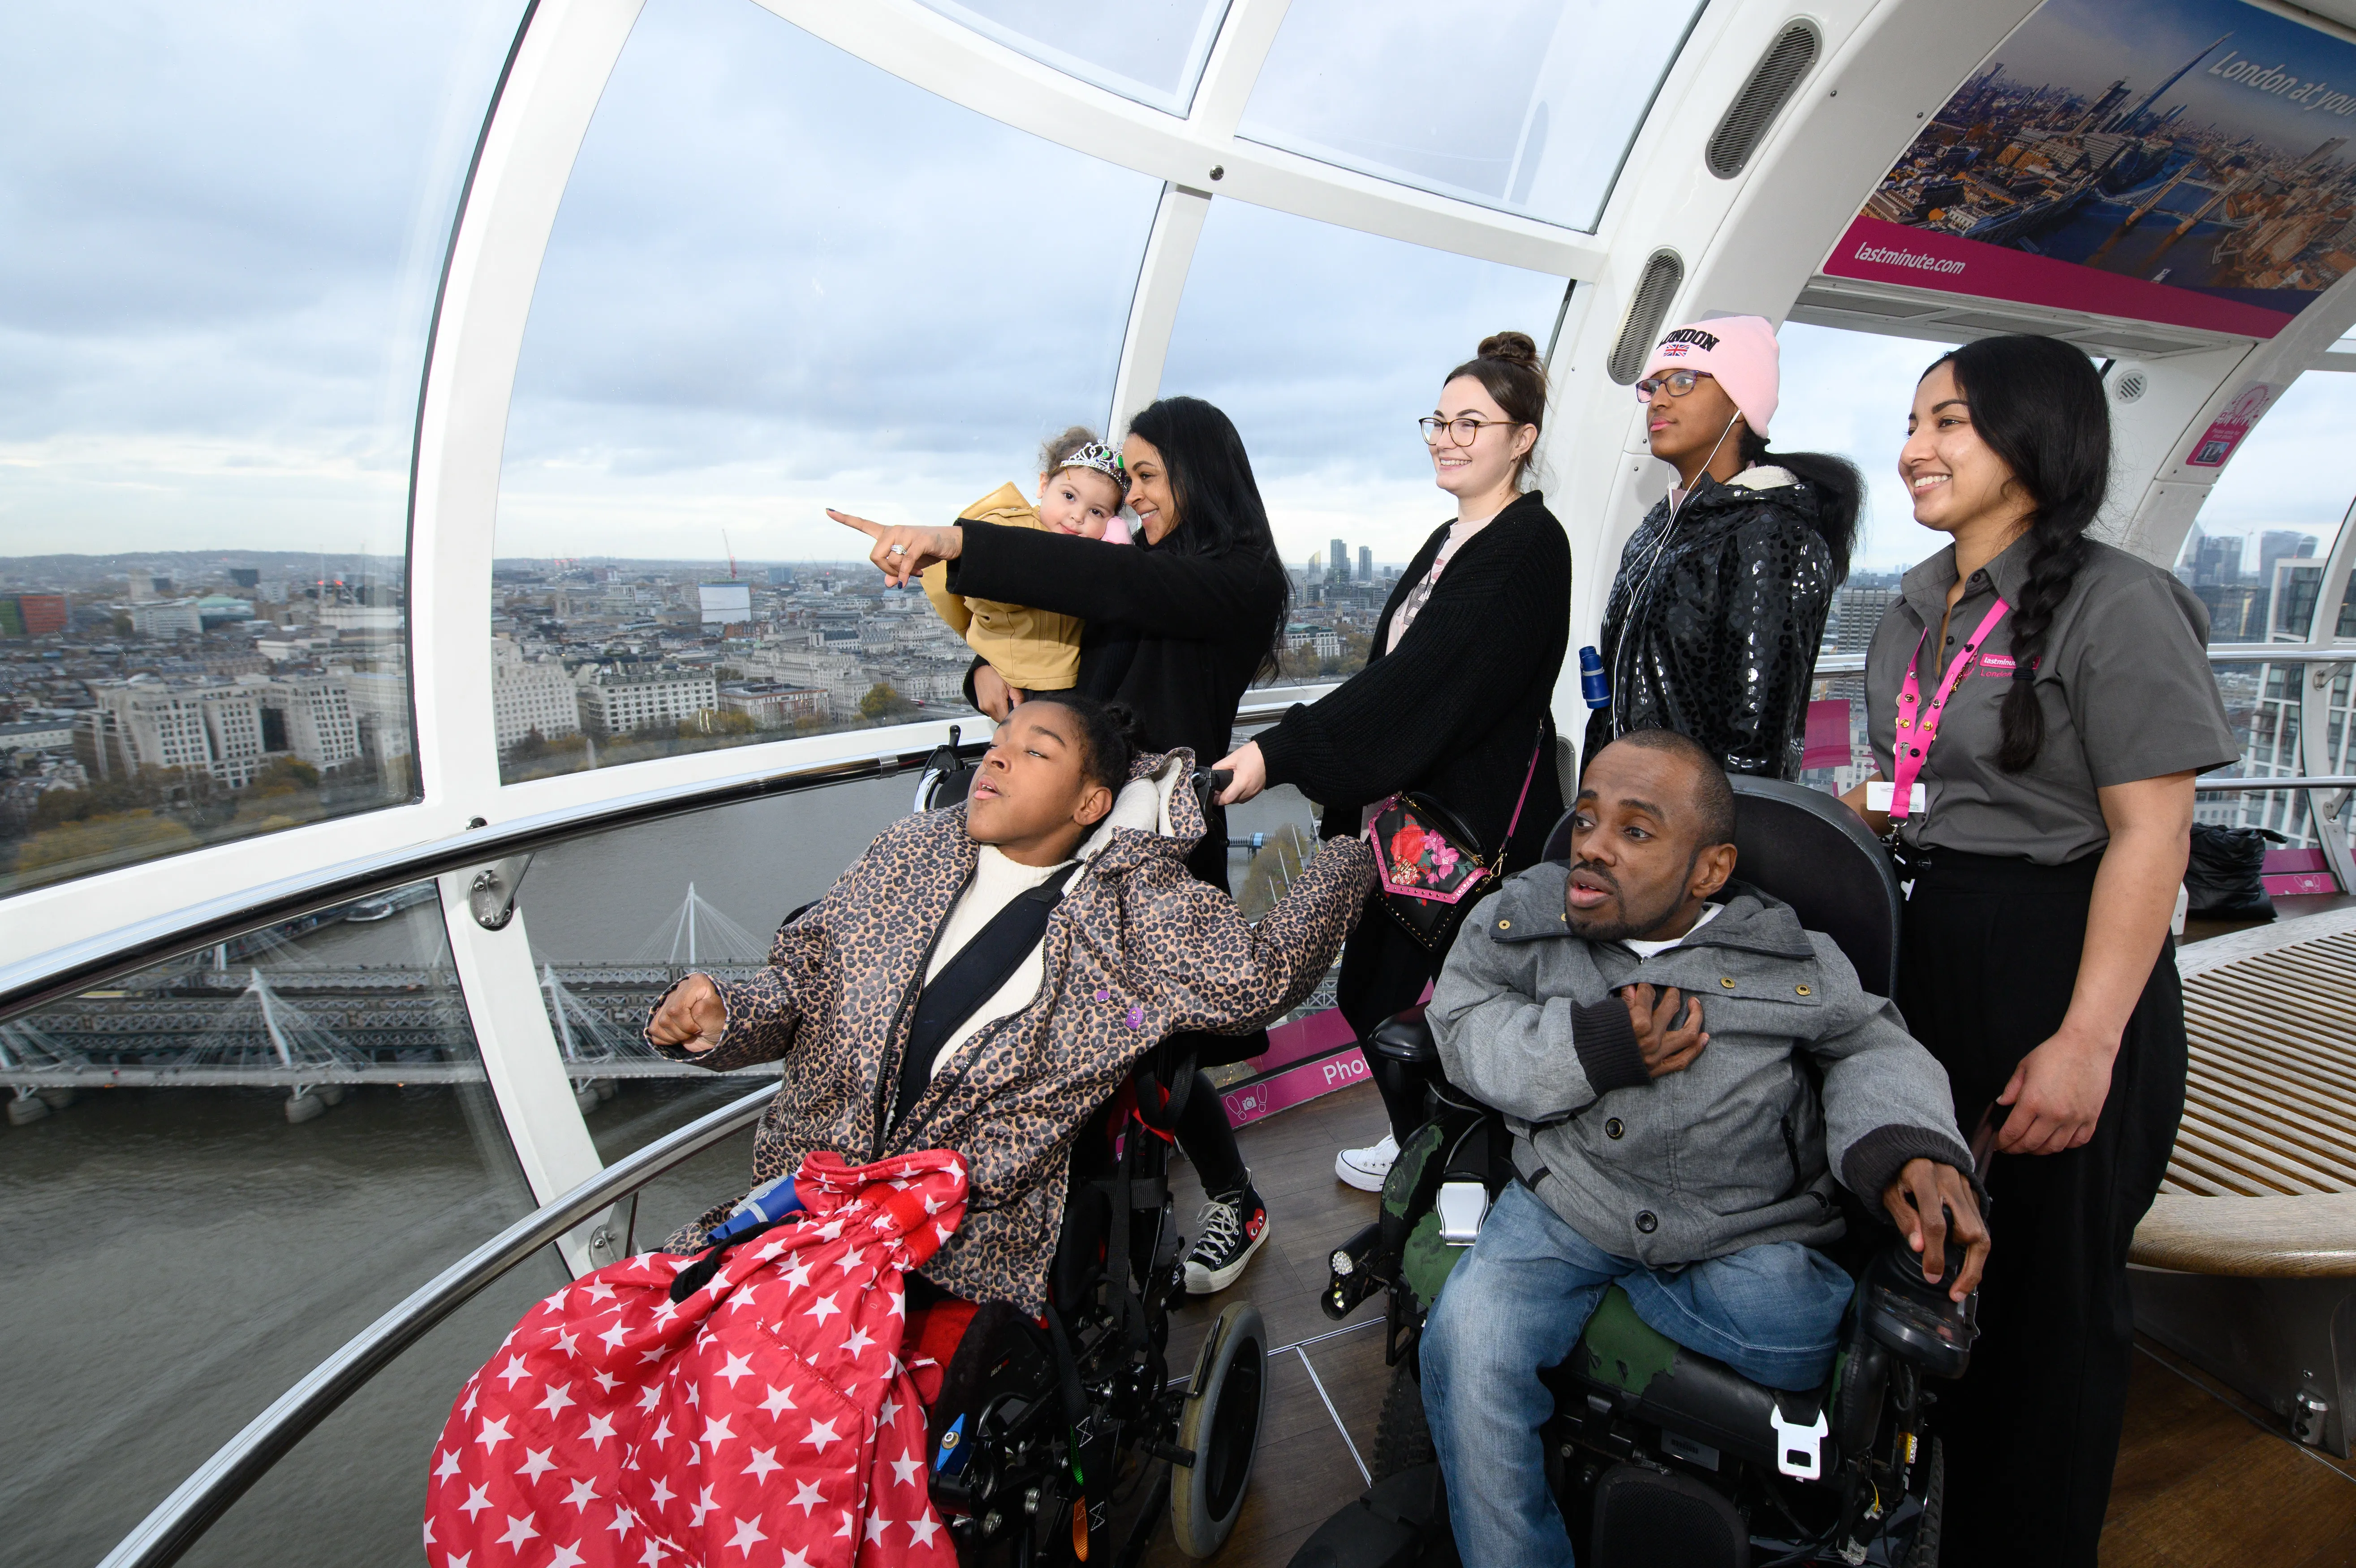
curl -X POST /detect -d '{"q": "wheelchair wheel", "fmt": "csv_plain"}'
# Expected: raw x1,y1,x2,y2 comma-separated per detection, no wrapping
1905,1438,1944,1567
1170,1301,1266,1558
1371,1361,1434,1479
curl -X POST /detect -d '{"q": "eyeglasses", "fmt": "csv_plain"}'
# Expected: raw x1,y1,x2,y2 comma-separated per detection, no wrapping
1634,368,1714,402
1418,415,1523,447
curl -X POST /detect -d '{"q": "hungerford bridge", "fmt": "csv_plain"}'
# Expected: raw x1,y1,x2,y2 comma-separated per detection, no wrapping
0,885,786,1121
1,842,1319,1123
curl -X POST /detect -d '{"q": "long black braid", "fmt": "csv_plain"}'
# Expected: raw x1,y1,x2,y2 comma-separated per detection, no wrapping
1922,336,2111,773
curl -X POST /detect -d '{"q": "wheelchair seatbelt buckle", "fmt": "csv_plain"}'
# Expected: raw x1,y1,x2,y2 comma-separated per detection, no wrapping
1435,1181,1488,1246
1769,1403,1829,1480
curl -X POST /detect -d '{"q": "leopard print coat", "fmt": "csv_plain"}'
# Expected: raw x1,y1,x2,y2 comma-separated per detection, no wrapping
646,748,1375,1315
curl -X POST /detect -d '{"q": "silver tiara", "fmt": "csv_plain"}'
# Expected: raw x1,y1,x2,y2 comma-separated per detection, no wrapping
1056,442,1127,488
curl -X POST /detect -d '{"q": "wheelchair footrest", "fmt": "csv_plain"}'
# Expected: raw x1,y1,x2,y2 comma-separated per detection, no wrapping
1284,1463,1451,1568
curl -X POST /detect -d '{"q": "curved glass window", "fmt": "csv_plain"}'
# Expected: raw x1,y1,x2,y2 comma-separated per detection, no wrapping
1158,199,1565,679
1237,0,1706,233
2175,374,2356,642
0,0,525,896
519,774,913,1181
912,0,1231,116
0,883,544,1565
492,0,1161,784
2179,373,2356,847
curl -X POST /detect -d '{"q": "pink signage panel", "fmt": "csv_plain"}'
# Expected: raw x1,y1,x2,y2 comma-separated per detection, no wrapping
1223,1048,1371,1130
1822,217,2296,339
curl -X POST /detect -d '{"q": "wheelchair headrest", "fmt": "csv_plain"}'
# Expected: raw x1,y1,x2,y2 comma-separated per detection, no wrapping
913,742,982,814
1537,776,1900,997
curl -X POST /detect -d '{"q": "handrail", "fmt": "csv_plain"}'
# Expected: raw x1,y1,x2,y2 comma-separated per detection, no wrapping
1,747,939,1024
95,1083,776,1568
1812,642,2356,677
2195,776,2356,792
0,690,1336,1027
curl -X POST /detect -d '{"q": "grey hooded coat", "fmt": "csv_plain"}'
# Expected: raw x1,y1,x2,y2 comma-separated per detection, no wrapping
1430,865,1971,1268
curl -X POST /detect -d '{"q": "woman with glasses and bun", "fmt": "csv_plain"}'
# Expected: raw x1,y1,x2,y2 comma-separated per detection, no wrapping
1844,337,2234,1568
1584,315,1861,778
1213,331,1571,1194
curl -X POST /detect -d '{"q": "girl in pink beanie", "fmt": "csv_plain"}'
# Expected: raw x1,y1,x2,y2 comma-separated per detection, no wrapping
1583,315,1864,778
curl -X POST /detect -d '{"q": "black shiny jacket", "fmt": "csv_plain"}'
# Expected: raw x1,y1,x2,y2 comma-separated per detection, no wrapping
1582,468,1838,780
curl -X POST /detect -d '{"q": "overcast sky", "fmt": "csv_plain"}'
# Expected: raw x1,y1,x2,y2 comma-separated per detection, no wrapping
1775,322,2356,576
0,0,522,565
4,0,2354,580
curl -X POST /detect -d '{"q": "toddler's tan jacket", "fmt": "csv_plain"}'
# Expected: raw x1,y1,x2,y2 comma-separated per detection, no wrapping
920,481,1084,691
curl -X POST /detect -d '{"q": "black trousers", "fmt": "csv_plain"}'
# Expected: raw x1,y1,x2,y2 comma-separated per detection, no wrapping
1336,895,1444,1141
1895,851,2187,1568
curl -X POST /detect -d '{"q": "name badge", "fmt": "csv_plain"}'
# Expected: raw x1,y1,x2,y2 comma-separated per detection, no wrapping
1867,781,1926,814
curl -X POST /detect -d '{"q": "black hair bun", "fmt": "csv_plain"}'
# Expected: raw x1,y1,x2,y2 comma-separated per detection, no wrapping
1100,700,1146,747
1477,330,1541,369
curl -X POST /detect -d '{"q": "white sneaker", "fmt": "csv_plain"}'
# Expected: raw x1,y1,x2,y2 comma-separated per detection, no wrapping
1334,1133,1400,1192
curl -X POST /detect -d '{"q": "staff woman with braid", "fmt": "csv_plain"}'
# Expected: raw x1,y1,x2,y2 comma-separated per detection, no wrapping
1843,336,2235,1568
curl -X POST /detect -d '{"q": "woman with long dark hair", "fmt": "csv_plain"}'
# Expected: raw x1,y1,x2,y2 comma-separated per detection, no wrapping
837,395,1295,1295
1583,315,1862,778
1843,335,2235,1567
1212,331,1570,1191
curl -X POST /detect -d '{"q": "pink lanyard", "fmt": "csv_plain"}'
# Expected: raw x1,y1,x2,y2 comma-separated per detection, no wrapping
1890,598,2009,821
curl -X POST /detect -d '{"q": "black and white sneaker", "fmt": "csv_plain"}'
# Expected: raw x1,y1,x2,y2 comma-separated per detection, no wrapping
1184,1177,1271,1295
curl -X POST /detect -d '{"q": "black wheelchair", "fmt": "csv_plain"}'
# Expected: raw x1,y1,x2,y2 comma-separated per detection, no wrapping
1289,777,1979,1568
903,735,1266,1565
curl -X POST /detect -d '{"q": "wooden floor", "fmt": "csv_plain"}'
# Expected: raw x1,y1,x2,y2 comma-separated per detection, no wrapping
1150,1082,2356,1568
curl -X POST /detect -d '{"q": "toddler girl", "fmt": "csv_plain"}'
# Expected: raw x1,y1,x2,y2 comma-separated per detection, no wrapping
920,425,1128,697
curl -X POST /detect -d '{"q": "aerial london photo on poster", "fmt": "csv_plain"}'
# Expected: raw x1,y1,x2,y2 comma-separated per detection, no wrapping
1825,0,2356,337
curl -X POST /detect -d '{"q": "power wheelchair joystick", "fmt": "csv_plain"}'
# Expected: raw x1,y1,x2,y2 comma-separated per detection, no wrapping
1865,1112,1996,1382
1861,1224,1980,1380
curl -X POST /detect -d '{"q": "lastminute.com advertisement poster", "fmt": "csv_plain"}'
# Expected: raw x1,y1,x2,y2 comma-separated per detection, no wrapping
1825,0,2356,339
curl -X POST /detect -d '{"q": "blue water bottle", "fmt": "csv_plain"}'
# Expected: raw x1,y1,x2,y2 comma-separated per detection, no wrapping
1578,646,1610,710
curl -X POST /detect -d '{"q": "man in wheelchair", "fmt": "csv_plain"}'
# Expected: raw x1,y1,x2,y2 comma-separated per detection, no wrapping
645,693,1374,1557
1418,730,1989,1568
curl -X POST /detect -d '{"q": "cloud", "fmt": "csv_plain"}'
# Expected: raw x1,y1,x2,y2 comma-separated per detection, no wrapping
1770,322,1959,575
496,0,1569,567
0,0,522,558
495,0,1159,557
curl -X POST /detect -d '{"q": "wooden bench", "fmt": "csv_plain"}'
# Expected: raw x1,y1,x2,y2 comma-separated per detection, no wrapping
2126,907,2356,1452
2131,912,2356,1275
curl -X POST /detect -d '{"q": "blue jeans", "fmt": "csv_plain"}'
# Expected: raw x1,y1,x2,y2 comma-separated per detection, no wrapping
1420,1181,1854,1568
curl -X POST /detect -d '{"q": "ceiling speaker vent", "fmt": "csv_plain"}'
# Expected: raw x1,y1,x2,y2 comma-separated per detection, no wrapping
1608,249,1686,385
1707,21,1822,179
2113,369,2149,404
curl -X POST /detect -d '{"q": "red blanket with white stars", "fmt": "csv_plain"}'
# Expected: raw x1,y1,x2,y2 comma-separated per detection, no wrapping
425,1149,967,1568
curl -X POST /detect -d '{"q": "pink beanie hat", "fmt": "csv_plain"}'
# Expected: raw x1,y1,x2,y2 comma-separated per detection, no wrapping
1640,314,1779,438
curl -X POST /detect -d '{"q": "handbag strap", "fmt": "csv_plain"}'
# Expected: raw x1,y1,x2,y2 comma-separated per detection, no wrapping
1494,724,1546,877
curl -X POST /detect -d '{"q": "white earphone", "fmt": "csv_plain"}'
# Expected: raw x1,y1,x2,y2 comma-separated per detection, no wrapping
1609,412,1746,734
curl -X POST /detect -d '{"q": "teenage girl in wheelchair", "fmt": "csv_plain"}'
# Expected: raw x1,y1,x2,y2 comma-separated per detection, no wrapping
648,694,1375,1563
1292,731,1990,1568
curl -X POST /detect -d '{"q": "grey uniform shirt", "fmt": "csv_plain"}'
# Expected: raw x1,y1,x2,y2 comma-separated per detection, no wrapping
1865,536,2236,865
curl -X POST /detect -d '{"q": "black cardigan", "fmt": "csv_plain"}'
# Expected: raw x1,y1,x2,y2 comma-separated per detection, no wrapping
947,520,1288,889
1254,490,1572,870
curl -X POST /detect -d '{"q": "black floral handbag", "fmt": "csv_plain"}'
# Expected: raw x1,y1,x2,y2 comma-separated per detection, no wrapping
1368,737,1544,954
